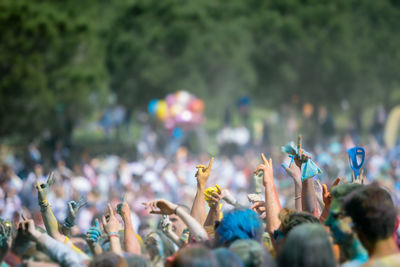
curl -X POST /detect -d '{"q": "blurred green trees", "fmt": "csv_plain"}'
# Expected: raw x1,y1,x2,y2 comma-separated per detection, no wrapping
1,0,400,141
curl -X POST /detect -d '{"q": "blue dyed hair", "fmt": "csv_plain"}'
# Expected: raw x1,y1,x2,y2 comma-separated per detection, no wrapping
216,208,263,246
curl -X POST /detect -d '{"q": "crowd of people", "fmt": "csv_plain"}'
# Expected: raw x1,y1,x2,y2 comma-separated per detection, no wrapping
0,126,400,266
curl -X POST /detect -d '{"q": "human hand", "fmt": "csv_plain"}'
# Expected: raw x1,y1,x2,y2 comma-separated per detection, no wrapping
143,199,178,215
254,153,274,186
221,189,237,206
160,215,172,234
195,157,214,189
116,194,130,220
322,177,341,208
86,219,102,244
65,197,86,227
36,172,55,206
250,201,266,219
101,204,120,234
17,214,42,242
282,160,302,188
351,169,366,185
205,189,222,209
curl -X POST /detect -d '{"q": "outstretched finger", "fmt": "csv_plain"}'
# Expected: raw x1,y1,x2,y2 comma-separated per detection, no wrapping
68,202,74,214
21,214,28,221
332,177,341,187
47,172,55,186
261,153,268,165
121,194,126,204
322,184,328,197
297,135,302,150
107,204,114,217
101,216,107,226
150,210,163,215
215,184,221,194
207,157,214,170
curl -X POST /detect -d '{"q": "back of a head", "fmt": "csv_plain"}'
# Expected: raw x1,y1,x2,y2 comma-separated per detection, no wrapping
212,247,244,267
124,253,151,267
330,183,363,204
171,245,218,267
89,252,128,267
229,239,274,267
277,223,335,267
279,208,319,236
216,208,263,246
343,183,397,246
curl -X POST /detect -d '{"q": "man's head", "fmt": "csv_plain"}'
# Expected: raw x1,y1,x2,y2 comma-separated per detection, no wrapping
169,205,190,237
325,183,363,244
343,183,397,252
215,208,263,246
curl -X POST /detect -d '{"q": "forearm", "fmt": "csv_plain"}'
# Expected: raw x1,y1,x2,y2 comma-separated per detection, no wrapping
122,215,141,254
190,186,207,225
294,185,302,211
301,179,318,216
165,230,184,248
204,206,219,229
264,180,282,234
88,242,103,256
109,236,123,256
35,233,86,267
40,206,64,241
177,206,208,241
319,205,329,223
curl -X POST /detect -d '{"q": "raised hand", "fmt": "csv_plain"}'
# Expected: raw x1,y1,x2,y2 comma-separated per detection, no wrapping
116,194,130,219
101,204,120,234
254,153,274,186
282,160,302,188
221,188,238,206
18,214,42,241
65,197,86,228
322,177,341,208
352,169,366,185
195,157,214,189
36,172,55,206
250,201,266,219
86,219,102,244
205,189,222,209
143,199,178,215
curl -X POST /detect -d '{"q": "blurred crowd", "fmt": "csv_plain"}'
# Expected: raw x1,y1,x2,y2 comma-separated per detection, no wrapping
0,107,400,267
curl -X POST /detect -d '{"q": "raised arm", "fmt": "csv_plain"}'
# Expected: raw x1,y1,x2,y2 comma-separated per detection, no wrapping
319,177,341,223
85,219,103,256
36,173,64,242
191,157,214,225
160,216,185,248
256,154,281,234
18,216,85,267
102,204,123,256
282,161,302,211
61,198,86,237
116,195,141,254
203,187,222,233
145,199,208,242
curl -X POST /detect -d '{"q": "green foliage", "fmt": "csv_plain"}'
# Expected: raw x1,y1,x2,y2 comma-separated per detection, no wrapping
1,0,400,141
0,0,108,141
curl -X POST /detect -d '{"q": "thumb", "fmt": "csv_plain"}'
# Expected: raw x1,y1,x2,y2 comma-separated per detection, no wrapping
94,219,99,228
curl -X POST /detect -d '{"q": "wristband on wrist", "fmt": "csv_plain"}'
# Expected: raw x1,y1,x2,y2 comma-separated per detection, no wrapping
108,232,120,239
64,219,75,228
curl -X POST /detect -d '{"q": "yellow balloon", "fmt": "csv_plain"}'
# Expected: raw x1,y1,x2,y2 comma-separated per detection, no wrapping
156,100,168,120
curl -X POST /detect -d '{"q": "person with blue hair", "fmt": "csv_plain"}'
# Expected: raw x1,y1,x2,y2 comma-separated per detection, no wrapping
215,208,263,246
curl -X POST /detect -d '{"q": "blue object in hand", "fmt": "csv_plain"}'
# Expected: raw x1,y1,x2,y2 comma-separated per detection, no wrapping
347,147,365,180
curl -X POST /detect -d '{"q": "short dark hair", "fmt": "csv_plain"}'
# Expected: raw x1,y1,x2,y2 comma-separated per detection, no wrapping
330,183,363,203
171,245,218,267
279,208,319,235
277,223,336,267
343,183,397,244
